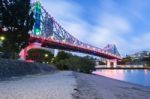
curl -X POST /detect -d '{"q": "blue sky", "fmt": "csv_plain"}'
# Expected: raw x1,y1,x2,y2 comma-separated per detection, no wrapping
32,0,150,56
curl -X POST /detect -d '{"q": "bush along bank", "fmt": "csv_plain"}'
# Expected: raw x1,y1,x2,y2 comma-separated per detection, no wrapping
53,51,95,74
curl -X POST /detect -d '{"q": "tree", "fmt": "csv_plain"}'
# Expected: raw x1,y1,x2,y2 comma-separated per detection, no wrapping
53,51,71,69
54,51,72,62
1,0,34,58
54,51,95,73
118,56,132,65
142,54,150,66
26,48,54,64
79,56,95,73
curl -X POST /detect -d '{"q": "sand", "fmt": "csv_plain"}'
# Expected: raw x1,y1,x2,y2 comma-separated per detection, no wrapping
0,71,76,99
0,71,150,99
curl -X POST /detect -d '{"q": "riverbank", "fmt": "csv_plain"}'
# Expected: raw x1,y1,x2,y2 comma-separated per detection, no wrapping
73,72,150,99
0,71,150,99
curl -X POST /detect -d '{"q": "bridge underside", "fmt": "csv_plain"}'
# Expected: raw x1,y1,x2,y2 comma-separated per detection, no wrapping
29,36,121,60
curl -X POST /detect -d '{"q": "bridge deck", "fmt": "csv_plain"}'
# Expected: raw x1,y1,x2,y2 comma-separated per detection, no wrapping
29,36,122,60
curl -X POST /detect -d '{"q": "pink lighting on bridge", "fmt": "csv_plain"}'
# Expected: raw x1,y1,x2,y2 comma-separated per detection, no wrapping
19,43,42,60
28,35,122,60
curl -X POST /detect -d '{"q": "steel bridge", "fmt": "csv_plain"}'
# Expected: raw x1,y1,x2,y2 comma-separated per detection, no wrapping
20,1,122,67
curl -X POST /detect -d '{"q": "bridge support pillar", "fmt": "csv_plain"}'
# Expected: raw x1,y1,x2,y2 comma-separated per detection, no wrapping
19,43,42,60
107,60,111,68
107,59,117,68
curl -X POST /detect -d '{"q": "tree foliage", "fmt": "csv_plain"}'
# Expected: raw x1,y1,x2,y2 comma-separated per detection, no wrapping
142,55,150,66
54,51,95,73
1,0,34,57
55,51,72,61
26,48,54,64
118,56,132,65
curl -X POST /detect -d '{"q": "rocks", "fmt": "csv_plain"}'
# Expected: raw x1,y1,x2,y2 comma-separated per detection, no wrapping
0,59,56,79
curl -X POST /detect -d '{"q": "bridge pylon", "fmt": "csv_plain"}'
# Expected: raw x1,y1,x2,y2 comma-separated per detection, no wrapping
106,59,117,68
19,43,42,60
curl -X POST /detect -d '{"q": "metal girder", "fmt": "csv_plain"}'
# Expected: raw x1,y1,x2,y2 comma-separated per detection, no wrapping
103,44,121,56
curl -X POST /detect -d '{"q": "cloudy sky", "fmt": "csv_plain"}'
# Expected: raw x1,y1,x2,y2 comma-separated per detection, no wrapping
32,0,150,56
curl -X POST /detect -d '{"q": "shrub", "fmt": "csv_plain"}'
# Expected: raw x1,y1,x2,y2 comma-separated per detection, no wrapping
54,51,95,73
26,48,54,64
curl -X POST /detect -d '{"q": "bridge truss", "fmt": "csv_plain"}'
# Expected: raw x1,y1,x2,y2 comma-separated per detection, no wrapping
29,1,122,60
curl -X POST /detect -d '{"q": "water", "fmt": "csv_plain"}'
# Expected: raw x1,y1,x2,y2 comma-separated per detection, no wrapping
93,69,150,87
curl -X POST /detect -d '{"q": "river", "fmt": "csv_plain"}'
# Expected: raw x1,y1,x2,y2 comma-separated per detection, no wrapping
93,69,150,87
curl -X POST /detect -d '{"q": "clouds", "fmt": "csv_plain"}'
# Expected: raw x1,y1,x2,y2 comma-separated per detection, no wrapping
32,0,150,56
132,33,150,50
99,14,131,34
90,13,132,42
88,14,132,55
40,0,83,21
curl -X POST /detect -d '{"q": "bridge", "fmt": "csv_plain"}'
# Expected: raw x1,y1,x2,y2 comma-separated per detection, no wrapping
20,1,122,67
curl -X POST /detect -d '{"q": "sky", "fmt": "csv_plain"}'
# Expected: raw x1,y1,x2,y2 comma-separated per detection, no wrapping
32,0,150,56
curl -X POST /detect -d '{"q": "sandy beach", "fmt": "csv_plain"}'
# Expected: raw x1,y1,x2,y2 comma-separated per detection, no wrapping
0,71,150,99
0,71,76,99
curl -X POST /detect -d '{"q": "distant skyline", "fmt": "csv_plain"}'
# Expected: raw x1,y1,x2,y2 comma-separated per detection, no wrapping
32,0,150,56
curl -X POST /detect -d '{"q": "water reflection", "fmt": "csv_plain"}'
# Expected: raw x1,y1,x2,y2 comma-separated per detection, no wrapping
93,69,150,87
144,69,148,75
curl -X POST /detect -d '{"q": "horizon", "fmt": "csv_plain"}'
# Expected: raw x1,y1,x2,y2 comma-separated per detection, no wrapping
32,0,150,56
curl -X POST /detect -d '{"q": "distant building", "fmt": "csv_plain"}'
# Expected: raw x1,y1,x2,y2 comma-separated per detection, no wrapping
126,51,150,66
128,51,150,60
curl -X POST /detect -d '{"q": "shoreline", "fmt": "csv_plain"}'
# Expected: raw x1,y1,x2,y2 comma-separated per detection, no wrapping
95,67,150,69
92,73,150,89
73,72,150,99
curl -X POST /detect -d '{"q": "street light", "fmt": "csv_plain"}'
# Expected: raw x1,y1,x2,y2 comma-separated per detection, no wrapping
0,36,5,47
44,53,48,58
0,36,5,41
